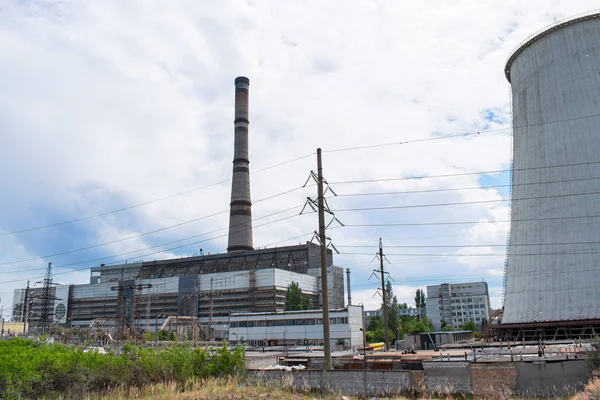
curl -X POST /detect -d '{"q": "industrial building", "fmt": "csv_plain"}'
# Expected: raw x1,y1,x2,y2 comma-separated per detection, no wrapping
500,12,600,340
12,77,346,338
228,306,364,349
426,282,492,331
363,307,426,327
402,331,475,351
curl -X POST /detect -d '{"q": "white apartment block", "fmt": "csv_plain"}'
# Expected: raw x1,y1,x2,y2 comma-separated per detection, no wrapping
426,282,492,331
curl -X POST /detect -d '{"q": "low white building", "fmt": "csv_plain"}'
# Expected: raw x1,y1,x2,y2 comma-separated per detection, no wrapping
228,305,364,350
426,282,492,331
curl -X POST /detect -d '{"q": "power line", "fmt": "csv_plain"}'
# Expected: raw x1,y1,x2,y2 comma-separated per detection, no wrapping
334,213,600,228
340,251,600,257
0,212,305,285
336,240,600,248
334,176,600,197
332,190,600,213
324,111,600,153
7,111,600,236
0,153,314,237
0,186,309,266
328,160,600,185
0,205,305,275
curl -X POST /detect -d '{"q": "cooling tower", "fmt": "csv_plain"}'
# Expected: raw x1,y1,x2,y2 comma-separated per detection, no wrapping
502,12,600,332
227,76,253,252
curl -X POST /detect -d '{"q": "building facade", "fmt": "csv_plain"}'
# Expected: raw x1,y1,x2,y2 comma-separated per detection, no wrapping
13,244,345,337
363,307,426,327
426,282,492,331
228,306,364,349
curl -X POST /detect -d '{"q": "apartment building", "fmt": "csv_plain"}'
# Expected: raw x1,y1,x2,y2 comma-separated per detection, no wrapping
426,282,492,331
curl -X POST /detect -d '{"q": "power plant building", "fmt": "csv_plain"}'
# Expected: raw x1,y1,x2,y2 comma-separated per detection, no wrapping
500,12,600,339
12,77,346,338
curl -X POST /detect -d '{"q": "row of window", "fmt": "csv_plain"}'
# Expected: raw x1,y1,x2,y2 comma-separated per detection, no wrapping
230,317,348,328
449,297,485,304
454,310,482,316
452,317,482,324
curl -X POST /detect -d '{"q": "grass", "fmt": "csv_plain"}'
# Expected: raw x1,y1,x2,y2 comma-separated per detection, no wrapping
83,375,600,400
85,377,346,400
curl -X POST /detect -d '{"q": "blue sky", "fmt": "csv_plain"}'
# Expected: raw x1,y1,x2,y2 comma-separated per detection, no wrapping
1,1,598,315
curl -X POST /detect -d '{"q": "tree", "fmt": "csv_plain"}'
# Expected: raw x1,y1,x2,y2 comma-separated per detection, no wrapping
414,289,426,321
460,320,479,333
284,282,311,311
383,281,399,341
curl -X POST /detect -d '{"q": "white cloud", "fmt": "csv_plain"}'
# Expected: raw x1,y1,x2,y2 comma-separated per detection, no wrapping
1,1,597,315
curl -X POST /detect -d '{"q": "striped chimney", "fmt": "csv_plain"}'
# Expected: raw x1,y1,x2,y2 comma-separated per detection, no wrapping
227,76,253,252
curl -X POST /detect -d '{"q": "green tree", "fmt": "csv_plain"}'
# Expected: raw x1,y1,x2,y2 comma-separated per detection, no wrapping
383,280,399,341
460,320,479,333
414,289,426,321
367,315,382,332
284,281,311,311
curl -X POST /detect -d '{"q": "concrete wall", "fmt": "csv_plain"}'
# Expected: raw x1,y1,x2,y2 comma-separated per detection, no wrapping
251,369,412,397
471,362,517,398
245,354,279,370
423,361,472,395
251,359,592,397
515,360,590,397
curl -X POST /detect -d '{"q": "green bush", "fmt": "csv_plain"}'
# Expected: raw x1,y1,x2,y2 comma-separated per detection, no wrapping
0,338,245,399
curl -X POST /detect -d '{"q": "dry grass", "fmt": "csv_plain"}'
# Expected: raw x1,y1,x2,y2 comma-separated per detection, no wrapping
570,376,600,400
85,375,600,400
84,377,351,400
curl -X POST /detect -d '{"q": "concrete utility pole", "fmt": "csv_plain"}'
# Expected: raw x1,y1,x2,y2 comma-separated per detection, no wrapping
317,148,332,370
379,238,390,351
23,280,30,336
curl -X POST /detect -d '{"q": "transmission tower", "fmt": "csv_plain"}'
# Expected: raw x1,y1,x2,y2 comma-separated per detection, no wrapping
37,262,58,334
369,239,394,351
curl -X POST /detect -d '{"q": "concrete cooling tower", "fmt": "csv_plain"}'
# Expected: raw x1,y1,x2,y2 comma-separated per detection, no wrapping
500,12,600,339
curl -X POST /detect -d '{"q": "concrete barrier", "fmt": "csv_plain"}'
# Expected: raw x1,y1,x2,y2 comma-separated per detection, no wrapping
250,369,411,397
515,360,591,397
250,358,592,397
423,361,472,395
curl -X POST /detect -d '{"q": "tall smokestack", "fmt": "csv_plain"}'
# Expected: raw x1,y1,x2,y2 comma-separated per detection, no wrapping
346,268,352,306
227,76,253,252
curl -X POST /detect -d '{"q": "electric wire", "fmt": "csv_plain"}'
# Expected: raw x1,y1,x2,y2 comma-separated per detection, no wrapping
333,176,600,198
0,185,309,266
339,251,600,257
328,160,600,186
0,153,314,237
332,213,600,228
0,211,307,284
0,205,305,274
332,190,600,212
323,111,600,154
5,161,600,265
336,240,600,248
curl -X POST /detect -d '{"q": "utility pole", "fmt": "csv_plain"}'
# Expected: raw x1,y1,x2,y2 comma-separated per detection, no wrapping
317,148,332,370
379,238,390,351
23,281,29,335
300,148,342,370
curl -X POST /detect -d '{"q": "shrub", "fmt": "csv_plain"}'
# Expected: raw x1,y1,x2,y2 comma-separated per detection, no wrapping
0,338,245,399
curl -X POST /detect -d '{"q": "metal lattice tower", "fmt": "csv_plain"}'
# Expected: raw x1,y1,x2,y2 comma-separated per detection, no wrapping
38,262,54,334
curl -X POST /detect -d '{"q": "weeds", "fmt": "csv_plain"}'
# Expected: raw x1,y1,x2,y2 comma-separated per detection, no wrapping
0,338,244,399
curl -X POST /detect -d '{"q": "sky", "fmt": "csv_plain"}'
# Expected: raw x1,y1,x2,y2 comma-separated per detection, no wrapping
0,0,598,318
